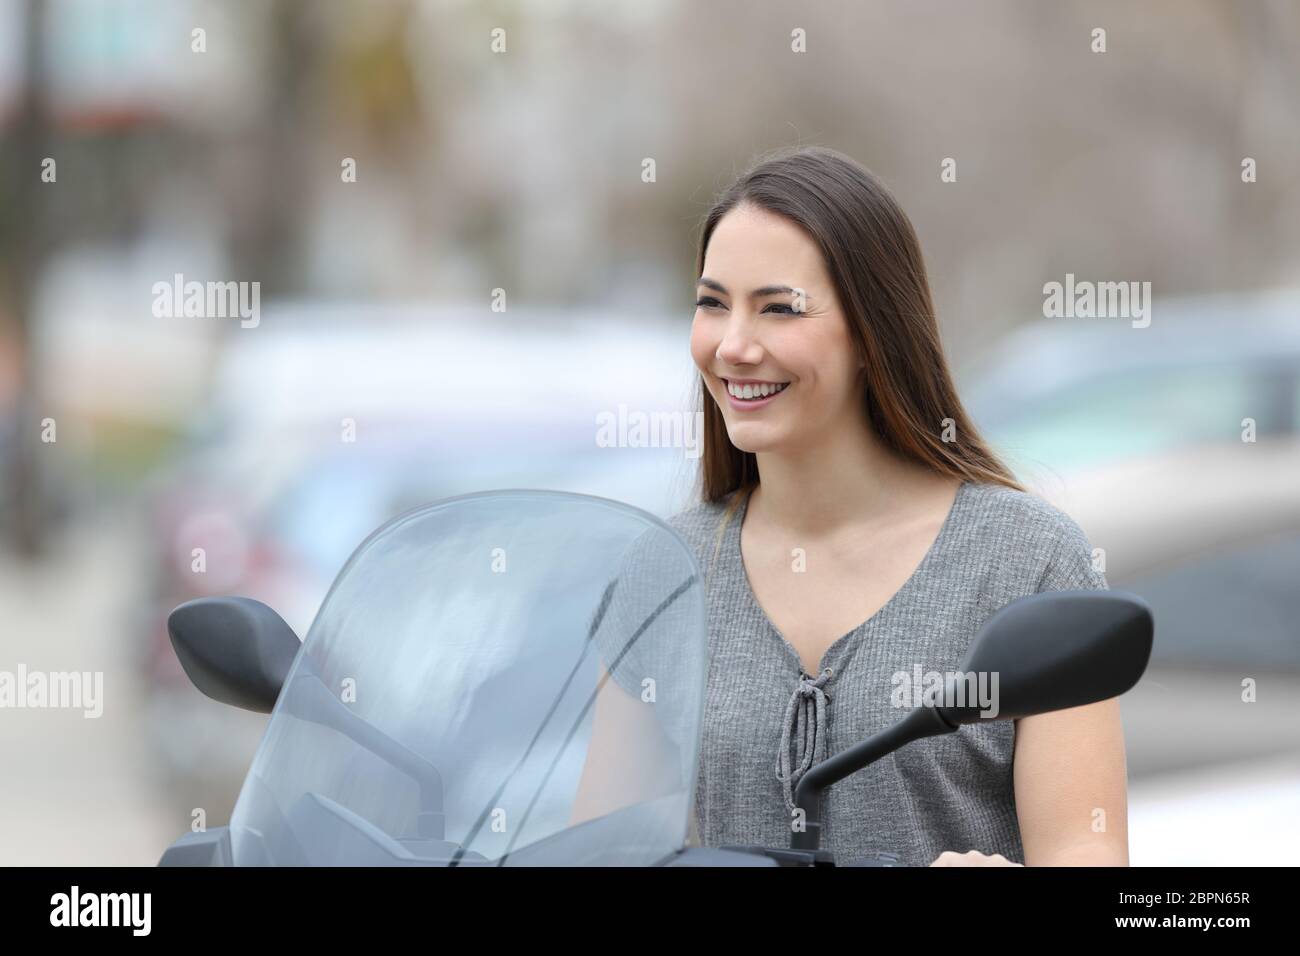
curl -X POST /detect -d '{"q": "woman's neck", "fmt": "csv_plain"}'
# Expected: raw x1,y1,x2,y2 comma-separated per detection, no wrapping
747,425,944,538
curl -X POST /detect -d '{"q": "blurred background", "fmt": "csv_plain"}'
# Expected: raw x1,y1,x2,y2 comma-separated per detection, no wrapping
1,0,1297,865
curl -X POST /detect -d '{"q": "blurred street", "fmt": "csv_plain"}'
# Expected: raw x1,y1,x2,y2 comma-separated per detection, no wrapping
0,507,174,864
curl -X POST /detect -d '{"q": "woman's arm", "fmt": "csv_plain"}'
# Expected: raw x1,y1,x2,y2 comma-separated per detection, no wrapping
1012,697,1131,865
933,506,1130,867
1013,509,1130,865
568,661,678,827
931,696,1131,866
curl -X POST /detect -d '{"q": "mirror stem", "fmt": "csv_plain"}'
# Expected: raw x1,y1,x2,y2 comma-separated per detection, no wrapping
790,705,956,851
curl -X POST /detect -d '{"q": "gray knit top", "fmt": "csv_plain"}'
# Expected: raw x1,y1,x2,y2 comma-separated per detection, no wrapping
664,479,1109,866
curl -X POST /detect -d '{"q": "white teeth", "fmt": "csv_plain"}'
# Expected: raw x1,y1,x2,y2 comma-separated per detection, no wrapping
727,381,789,400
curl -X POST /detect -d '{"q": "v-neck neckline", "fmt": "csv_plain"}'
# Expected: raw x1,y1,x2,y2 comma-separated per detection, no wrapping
728,479,971,677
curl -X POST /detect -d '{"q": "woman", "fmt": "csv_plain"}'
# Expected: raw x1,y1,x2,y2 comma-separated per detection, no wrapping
666,145,1127,867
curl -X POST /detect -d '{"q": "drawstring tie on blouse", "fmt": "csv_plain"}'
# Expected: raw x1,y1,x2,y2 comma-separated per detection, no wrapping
775,666,833,815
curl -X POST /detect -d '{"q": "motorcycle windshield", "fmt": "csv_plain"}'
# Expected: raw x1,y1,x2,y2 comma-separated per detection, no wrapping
227,490,707,866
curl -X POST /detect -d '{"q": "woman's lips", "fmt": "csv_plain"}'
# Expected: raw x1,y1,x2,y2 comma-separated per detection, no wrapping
722,378,790,411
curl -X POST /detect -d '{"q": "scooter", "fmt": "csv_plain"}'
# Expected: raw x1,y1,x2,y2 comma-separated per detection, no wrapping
157,490,1153,867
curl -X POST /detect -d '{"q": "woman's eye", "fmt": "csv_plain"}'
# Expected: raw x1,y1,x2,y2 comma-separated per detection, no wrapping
694,298,798,314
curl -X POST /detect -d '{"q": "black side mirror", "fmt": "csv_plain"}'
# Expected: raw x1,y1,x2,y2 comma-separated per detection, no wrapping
938,590,1154,725
167,597,301,713
790,589,1154,852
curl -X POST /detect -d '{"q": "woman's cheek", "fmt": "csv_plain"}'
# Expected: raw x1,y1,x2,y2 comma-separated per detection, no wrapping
688,320,717,373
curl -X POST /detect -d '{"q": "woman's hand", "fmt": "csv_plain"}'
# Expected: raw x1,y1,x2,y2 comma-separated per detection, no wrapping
930,850,1023,866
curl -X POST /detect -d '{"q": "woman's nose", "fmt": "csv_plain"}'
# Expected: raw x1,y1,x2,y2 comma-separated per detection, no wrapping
716,316,764,366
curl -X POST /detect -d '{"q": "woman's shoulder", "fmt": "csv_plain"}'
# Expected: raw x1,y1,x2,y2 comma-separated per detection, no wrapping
665,496,731,532
957,480,1106,591
663,493,742,567
960,480,1089,544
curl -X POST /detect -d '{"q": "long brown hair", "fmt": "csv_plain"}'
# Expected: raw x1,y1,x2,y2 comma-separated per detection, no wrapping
694,145,1023,527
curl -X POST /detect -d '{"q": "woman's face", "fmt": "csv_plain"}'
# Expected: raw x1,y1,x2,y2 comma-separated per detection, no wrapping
690,203,862,454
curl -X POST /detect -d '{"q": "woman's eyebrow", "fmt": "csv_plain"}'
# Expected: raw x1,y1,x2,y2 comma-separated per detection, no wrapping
697,277,809,300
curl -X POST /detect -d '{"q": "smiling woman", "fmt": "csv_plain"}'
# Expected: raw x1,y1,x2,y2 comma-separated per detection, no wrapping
648,145,1129,866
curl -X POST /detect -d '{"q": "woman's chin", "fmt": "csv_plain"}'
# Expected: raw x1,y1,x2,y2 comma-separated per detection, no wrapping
724,422,790,455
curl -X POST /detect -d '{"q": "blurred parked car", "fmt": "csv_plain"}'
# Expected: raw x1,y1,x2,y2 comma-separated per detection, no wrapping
966,290,1300,862
138,303,700,821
